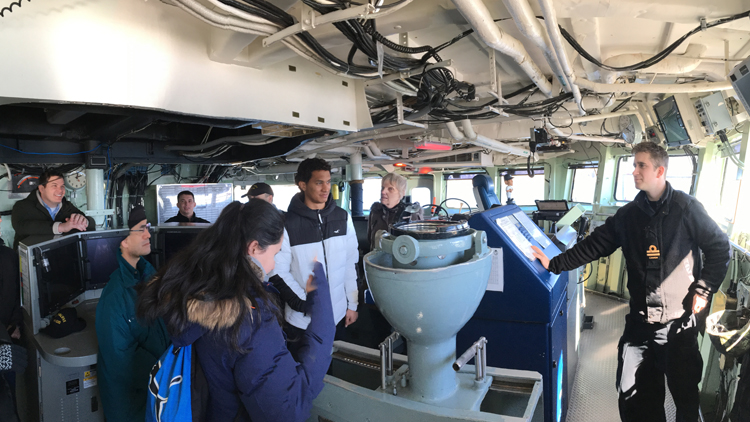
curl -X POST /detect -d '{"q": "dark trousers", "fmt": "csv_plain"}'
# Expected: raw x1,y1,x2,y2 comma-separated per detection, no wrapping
616,313,703,422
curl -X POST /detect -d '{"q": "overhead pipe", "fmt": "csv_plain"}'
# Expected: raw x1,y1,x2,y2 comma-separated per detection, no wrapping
291,127,427,157
446,121,530,157
503,0,569,93
365,141,384,157
537,0,585,115
575,78,732,94
461,120,531,157
451,0,553,97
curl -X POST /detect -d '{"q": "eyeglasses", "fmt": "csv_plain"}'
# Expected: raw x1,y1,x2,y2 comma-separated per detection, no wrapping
130,222,153,234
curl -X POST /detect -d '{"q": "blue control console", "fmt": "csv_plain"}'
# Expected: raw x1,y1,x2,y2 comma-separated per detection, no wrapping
460,205,569,422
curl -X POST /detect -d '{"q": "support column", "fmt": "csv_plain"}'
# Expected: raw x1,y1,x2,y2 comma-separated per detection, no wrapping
85,169,105,227
349,151,364,217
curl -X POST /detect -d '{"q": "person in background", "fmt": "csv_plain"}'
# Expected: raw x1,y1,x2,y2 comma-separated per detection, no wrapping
165,190,210,223
242,182,274,204
503,173,515,205
136,200,335,422
96,206,170,422
271,158,359,357
531,142,730,422
0,323,26,422
0,216,22,421
11,169,95,248
0,215,20,340
366,172,423,251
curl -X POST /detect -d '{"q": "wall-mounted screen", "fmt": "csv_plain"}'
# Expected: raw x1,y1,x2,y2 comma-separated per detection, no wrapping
653,96,692,147
36,237,84,318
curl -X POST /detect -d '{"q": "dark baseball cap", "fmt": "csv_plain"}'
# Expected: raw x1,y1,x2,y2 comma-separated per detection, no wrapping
242,183,274,198
41,307,87,339
128,205,147,229
503,173,514,181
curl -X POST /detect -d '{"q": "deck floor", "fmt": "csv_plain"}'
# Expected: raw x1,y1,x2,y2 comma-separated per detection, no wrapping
567,291,677,422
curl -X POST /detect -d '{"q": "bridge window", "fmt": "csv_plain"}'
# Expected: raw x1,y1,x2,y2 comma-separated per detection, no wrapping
509,169,545,206
362,178,382,211
410,187,431,208
721,157,742,222
614,155,695,202
444,173,481,211
570,166,598,203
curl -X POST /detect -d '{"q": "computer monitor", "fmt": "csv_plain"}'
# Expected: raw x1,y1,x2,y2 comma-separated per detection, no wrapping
80,231,128,290
35,236,84,319
154,226,207,268
652,94,706,147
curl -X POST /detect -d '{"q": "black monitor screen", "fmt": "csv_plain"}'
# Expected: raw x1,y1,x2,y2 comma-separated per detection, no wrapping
162,231,201,265
37,239,84,318
653,96,692,147
84,236,125,289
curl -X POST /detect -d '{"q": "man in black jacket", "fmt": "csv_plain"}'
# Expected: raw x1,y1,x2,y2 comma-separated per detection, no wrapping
531,142,730,422
11,170,95,249
165,190,210,223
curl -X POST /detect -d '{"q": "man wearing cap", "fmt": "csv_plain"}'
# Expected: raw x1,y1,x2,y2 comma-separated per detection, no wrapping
96,206,169,422
242,182,274,204
503,173,515,205
165,190,210,223
11,169,96,249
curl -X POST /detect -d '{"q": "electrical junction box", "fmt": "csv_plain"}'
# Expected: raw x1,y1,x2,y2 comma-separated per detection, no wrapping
694,92,733,135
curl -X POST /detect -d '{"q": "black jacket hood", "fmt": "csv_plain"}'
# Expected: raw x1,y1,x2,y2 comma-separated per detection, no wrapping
288,192,336,220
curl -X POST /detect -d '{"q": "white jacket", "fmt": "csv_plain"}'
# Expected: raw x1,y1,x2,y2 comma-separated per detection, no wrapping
271,193,359,329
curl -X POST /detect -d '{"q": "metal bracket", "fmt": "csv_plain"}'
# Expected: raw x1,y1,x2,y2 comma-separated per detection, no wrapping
396,93,427,128
379,331,401,392
264,1,411,47
700,17,707,32
487,50,508,105
300,3,316,31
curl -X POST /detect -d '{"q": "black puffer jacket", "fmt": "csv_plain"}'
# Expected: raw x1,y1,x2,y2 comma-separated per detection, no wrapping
367,201,422,251
549,182,730,324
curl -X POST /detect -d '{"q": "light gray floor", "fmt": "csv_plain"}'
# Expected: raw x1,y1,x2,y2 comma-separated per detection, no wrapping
566,291,677,422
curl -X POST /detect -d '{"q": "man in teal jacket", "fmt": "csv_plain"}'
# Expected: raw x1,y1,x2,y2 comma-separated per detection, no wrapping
96,206,169,422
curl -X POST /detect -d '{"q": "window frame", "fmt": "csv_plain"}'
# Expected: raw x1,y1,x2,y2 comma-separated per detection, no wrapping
568,163,598,204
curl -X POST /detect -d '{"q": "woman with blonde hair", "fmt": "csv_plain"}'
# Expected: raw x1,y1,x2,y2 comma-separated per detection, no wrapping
366,172,422,250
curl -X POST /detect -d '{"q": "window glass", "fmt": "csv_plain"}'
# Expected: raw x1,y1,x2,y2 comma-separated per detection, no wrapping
445,179,479,211
363,178,383,210
234,184,300,211
721,158,741,222
511,173,545,205
410,187,431,208
570,167,598,203
614,155,694,202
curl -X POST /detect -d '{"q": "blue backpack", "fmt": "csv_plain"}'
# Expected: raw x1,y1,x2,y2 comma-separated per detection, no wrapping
146,344,207,422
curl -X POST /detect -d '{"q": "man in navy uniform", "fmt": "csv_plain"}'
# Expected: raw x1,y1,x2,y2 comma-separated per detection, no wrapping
531,142,730,422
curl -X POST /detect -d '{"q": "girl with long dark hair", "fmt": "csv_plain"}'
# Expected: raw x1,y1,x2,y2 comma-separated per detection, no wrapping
137,199,334,422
